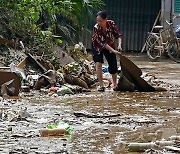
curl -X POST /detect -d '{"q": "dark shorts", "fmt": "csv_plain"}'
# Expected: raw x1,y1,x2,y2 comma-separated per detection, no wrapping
92,48,118,74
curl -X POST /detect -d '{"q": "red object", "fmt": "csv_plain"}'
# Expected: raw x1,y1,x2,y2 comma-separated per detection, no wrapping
49,87,59,92
92,20,122,52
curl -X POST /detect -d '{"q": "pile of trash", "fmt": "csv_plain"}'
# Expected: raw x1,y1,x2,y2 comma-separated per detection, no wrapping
0,54,98,98
0,40,98,98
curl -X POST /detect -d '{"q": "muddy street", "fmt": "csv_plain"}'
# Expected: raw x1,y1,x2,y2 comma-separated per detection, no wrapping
0,55,180,154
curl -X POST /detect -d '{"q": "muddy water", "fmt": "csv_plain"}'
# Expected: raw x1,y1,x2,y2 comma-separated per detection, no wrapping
0,55,180,154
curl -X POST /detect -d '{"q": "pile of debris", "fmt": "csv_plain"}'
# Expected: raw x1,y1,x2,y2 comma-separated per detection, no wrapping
0,37,178,98
0,40,97,98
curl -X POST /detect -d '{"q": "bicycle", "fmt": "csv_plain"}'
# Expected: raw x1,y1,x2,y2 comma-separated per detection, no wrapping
145,20,180,63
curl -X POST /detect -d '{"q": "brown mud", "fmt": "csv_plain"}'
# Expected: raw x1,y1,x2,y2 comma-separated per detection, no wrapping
0,54,180,154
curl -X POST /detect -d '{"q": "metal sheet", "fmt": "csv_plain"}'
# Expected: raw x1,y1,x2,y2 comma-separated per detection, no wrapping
81,0,161,51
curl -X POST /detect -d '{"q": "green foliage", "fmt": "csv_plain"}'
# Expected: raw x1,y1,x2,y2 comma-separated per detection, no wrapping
67,46,89,62
0,0,103,55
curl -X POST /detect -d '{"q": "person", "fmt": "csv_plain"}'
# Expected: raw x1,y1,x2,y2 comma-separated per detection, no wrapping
91,10,122,92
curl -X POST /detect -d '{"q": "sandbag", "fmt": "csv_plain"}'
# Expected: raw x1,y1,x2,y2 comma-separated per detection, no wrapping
64,74,89,89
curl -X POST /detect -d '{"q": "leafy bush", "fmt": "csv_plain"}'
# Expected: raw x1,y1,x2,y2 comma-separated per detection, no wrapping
0,0,103,55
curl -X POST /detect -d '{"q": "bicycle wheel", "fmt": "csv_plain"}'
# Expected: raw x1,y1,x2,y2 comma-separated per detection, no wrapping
168,40,180,63
146,34,162,60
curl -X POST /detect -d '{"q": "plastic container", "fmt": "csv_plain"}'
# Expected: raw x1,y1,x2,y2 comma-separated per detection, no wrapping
102,65,109,73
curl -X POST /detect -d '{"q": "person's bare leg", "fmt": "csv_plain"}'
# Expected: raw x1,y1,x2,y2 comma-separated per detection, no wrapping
112,73,117,88
96,62,103,86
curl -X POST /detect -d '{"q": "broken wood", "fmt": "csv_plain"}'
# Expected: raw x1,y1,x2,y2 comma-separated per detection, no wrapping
74,112,121,118
26,53,47,73
0,71,21,96
1,79,15,96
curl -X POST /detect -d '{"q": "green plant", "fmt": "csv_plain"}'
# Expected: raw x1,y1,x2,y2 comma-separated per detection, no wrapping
0,0,103,56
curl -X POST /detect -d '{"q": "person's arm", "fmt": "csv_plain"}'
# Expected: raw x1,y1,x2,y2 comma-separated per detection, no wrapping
105,44,120,55
110,20,122,52
117,37,122,52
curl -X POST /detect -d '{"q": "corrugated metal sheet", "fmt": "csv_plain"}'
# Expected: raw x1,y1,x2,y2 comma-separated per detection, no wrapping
80,0,161,51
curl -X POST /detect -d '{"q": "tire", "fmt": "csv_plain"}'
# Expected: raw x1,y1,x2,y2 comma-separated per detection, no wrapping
168,41,180,63
146,34,162,60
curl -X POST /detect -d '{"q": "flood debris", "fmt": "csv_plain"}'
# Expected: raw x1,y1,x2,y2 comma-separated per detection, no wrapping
0,79,16,96
50,45,75,66
64,74,89,89
34,70,59,90
128,136,180,153
16,48,95,94
115,72,135,92
64,84,91,93
40,128,68,137
164,146,180,152
0,70,21,97
0,41,173,99
74,112,121,118
0,107,31,122
56,86,74,95
0,47,95,97
62,61,96,89
115,54,167,92
128,142,157,152
20,53,47,73
119,55,156,92
40,121,73,137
